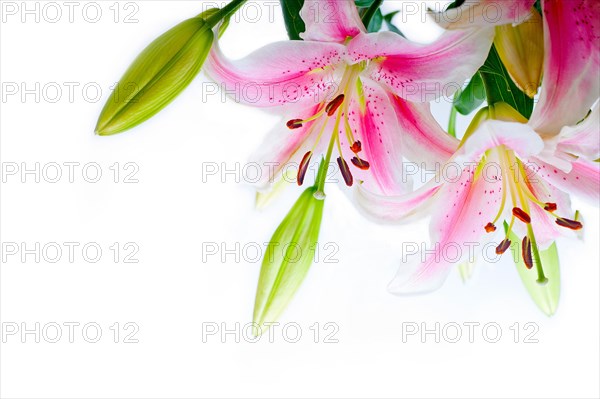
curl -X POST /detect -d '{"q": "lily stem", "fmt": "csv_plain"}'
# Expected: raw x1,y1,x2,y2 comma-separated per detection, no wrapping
316,117,341,192
204,0,247,28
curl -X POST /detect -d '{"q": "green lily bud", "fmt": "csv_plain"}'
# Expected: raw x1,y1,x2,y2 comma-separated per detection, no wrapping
253,184,325,335
494,8,543,98
504,222,560,316
95,16,214,135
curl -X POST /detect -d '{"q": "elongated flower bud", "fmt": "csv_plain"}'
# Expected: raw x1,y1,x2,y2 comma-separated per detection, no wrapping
494,8,543,98
95,17,214,135
253,185,325,335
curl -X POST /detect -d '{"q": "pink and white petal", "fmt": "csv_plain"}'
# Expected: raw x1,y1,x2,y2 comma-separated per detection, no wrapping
388,254,453,295
250,104,323,190
299,0,365,42
458,120,544,163
535,134,577,173
531,185,575,248
390,159,505,294
530,157,600,206
204,40,345,108
348,29,495,102
353,179,442,224
338,79,411,196
528,0,600,136
429,0,536,30
391,95,459,169
557,104,600,161
514,166,575,248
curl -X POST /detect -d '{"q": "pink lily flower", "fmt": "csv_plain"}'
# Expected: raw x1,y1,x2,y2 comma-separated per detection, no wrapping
357,0,600,294
204,0,494,196
434,0,600,131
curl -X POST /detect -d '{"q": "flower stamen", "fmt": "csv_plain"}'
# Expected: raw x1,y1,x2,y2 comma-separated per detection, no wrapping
522,236,533,269
337,156,353,186
351,156,370,170
286,104,328,130
485,222,497,233
350,141,362,153
325,94,345,116
286,119,303,129
297,151,312,186
512,207,531,224
496,238,511,254
555,217,583,230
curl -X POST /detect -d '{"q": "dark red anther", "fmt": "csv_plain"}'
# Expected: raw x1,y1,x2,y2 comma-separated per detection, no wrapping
350,140,362,153
522,236,533,269
484,222,497,233
544,202,557,212
337,156,353,186
512,207,531,224
495,238,511,255
325,94,345,116
555,217,583,230
286,119,303,129
351,156,370,170
297,151,312,186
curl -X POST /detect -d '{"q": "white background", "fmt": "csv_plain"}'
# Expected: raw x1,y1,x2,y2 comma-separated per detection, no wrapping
1,1,599,398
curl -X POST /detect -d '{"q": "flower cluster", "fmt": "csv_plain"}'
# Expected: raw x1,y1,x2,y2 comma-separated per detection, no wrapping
96,0,599,330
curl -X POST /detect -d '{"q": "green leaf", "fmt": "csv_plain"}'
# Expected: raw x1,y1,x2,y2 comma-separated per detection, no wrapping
505,222,561,316
453,72,486,115
361,0,383,29
253,185,325,334
479,45,534,119
355,0,376,7
95,17,214,135
383,11,405,37
367,9,383,32
279,0,305,40
446,0,466,10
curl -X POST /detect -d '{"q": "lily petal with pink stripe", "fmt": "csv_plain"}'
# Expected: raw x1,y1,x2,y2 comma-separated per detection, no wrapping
529,0,600,136
300,0,366,43
357,104,598,294
205,1,492,196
